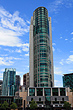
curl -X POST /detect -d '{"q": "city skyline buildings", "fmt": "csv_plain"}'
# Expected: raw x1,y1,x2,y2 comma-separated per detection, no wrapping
63,73,73,89
16,75,20,92
0,0,73,87
2,68,16,96
30,7,54,87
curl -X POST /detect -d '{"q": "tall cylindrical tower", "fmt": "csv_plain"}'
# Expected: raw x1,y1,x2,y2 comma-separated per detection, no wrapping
30,7,54,87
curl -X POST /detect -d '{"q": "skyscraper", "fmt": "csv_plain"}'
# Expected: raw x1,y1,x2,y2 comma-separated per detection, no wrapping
2,68,16,96
30,7,54,87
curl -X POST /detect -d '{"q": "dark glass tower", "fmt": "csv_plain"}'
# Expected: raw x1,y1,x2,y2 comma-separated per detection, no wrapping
16,75,20,91
2,68,16,96
30,7,54,87
63,73,73,89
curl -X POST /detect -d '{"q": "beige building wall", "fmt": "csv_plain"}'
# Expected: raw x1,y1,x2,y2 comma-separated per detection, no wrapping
49,17,54,86
67,92,73,107
19,92,27,108
29,17,34,87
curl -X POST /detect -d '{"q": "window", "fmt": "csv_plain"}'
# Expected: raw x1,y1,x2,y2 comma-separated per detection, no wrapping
55,98,57,101
31,98,33,101
37,88,43,96
29,88,35,96
52,88,58,96
44,88,51,96
62,98,64,101
60,88,65,96
39,98,41,101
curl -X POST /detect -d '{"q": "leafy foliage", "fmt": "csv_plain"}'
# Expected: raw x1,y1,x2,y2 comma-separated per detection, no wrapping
70,88,73,92
1,101,9,110
30,100,37,110
63,101,71,110
10,102,17,109
0,103,1,107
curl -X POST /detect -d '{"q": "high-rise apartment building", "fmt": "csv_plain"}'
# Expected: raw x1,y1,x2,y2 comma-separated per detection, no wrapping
30,7,54,87
63,73,73,89
23,73,29,90
16,75,20,92
2,68,16,96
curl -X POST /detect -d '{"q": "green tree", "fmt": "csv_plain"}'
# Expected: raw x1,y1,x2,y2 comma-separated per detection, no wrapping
70,88,73,92
0,103,1,107
10,102,17,110
1,101,9,110
63,101,71,110
30,100,37,110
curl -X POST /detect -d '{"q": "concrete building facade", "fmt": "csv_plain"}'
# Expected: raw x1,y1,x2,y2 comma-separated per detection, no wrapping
27,87,68,109
30,7,54,87
23,73,29,90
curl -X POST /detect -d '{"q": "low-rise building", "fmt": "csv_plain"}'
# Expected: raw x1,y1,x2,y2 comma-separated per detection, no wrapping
67,91,73,107
63,73,73,89
27,87,68,109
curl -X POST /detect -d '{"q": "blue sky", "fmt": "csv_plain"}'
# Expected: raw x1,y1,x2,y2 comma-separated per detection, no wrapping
0,0,73,86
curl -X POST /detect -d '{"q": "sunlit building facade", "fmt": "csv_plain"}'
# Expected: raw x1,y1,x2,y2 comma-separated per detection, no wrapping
30,7,54,87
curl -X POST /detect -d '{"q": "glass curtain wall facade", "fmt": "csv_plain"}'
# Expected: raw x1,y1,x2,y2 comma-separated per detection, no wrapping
2,68,16,96
63,73,73,89
30,7,54,87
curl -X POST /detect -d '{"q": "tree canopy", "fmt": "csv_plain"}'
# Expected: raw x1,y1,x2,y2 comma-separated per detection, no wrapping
63,101,71,110
1,101,9,110
70,88,73,92
30,100,37,110
10,102,17,109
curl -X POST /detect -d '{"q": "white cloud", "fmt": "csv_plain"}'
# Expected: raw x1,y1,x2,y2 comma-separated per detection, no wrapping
68,69,73,72
0,73,3,79
70,51,73,52
49,0,73,13
71,32,73,34
4,49,14,52
0,7,29,47
27,66,29,68
0,57,14,66
16,71,23,75
54,80,63,87
15,49,21,53
52,47,55,52
60,62,63,65
0,54,8,56
60,37,62,39
54,67,63,75
65,39,68,40
1,69,5,72
66,55,73,64
60,59,64,65
0,56,21,66
25,53,29,56
52,43,56,46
